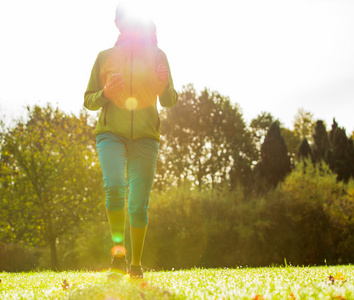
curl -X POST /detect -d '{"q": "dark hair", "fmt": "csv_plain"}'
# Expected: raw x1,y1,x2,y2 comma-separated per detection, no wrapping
115,5,157,45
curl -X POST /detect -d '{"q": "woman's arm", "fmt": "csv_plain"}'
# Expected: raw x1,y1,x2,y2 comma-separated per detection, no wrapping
84,54,109,111
157,51,178,108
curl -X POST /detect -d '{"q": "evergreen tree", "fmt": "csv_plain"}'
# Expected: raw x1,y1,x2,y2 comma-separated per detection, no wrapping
329,118,338,146
312,120,329,163
249,112,275,157
330,127,352,183
258,121,291,188
348,137,354,178
298,138,313,162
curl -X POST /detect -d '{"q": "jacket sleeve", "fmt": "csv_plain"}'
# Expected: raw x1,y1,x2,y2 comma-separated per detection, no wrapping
84,54,109,111
157,50,178,108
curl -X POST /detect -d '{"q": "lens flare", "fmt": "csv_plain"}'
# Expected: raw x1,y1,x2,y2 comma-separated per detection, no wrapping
117,0,154,24
125,97,138,110
111,245,127,258
112,232,124,243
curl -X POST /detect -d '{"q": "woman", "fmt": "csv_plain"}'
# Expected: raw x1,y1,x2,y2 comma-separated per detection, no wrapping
84,5,178,278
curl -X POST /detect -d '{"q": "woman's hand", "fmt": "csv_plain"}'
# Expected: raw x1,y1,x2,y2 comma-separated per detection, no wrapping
103,73,125,105
157,64,169,95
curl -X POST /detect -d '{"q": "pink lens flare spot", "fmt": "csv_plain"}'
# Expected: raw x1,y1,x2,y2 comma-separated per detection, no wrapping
111,245,127,258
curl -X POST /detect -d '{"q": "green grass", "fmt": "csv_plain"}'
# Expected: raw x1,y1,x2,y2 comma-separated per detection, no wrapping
0,265,353,299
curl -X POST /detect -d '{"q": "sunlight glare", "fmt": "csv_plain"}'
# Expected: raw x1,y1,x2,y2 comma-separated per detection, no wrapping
111,245,127,258
117,0,154,24
125,97,138,110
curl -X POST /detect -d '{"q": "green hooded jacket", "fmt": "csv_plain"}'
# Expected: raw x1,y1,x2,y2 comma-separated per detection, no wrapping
84,38,178,141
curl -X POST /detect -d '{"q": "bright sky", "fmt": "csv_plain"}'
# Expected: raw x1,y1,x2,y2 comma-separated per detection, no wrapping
1,0,354,133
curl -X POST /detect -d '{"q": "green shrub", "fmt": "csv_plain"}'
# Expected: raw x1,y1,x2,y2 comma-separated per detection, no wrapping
0,243,41,271
145,186,277,269
145,185,208,270
279,160,354,265
3,162,353,271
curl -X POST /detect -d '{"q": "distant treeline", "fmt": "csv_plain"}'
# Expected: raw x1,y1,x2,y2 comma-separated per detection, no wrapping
155,84,354,192
0,84,353,271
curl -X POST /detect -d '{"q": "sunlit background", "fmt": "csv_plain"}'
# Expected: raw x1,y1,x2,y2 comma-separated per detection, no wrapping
1,0,353,132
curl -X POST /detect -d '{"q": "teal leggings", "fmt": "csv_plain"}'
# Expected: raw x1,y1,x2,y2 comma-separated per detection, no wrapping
96,132,159,228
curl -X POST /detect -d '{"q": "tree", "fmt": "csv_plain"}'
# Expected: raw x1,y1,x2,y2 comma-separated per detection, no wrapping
285,108,316,162
0,104,103,269
258,121,291,188
312,120,329,163
298,138,313,162
281,127,300,166
348,137,354,179
157,85,202,189
329,118,338,146
281,161,354,265
157,84,256,191
249,112,275,158
329,127,352,183
293,108,316,142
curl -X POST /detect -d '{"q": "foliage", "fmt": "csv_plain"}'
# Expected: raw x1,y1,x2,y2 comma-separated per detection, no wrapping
57,217,112,270
298,138,313,162
145,185,208,269
0,104,104,269
249,111,275,158
349,137,354,178
3,161,354,271
332,127,351,182
146,186,273,269
257,122,291,189
157,84,256,191
147,168,353,269
309,118,354,183
329,118,339,146
280,161,354,264
0,243,41,272
312,120,330,163
1,91,354,272
293,108,316,142
280,108,316,163
280,126,300,164
327,126,354,183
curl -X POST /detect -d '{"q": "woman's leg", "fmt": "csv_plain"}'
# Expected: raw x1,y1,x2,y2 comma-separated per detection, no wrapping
96,133,128,248
130,225,147,266
106,207,125,246
127,138,159,269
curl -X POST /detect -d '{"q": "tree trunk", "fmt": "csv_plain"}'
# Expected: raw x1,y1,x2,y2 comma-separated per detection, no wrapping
49,236,58,270
197,159,202,191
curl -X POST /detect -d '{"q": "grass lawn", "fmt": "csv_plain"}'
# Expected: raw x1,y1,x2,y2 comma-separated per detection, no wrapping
0,265,353,299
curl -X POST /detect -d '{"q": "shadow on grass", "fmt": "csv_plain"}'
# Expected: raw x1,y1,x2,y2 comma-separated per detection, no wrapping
66,274,177,300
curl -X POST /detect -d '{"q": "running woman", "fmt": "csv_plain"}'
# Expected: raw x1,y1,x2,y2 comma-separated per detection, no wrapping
84,4,178,278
